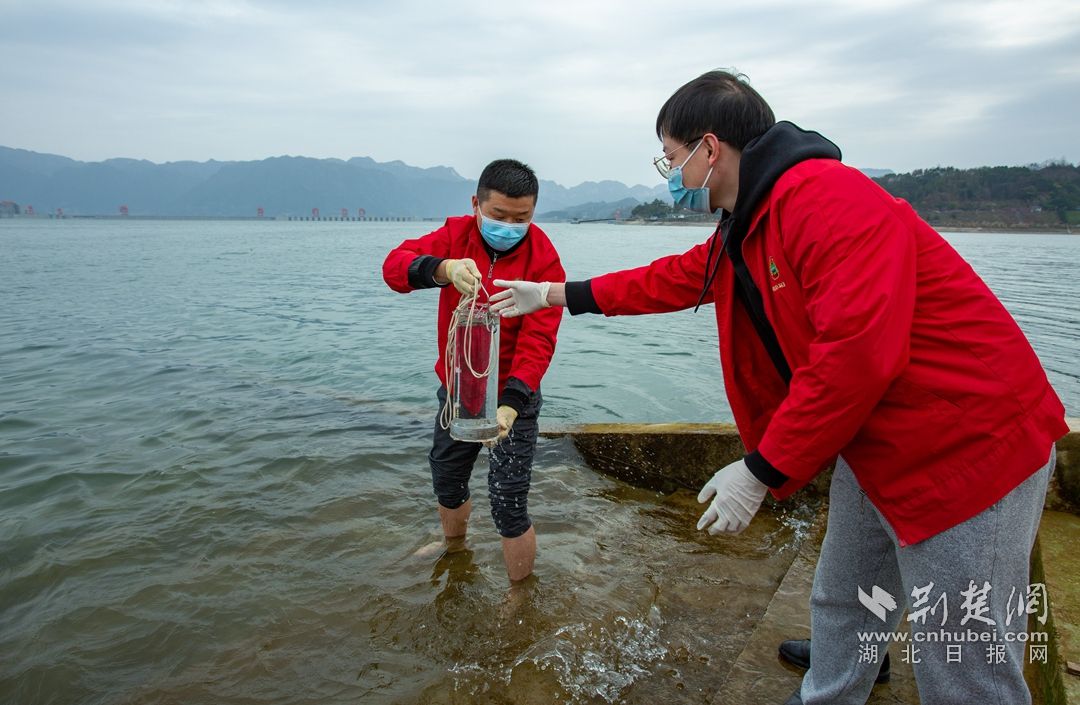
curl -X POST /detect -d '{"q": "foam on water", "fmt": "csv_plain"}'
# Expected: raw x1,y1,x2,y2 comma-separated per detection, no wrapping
509,607,668,703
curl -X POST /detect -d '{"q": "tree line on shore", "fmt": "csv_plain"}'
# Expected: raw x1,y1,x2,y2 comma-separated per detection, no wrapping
631,161,1080,229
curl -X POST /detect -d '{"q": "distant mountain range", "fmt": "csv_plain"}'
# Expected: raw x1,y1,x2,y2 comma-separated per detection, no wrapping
0,146,670,220
860,168,894,179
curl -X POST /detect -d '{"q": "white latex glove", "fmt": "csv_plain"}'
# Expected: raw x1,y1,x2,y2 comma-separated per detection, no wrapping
496,405,518,440
483,405,519,448
489,279,551,318
442,258,483,295
696,459,769,534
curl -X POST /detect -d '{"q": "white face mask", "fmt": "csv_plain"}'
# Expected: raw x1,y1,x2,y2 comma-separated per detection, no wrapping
477,210,529,251
667,139,715,213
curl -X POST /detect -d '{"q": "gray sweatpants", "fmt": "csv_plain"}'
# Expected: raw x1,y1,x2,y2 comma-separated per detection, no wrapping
802,448,1055,705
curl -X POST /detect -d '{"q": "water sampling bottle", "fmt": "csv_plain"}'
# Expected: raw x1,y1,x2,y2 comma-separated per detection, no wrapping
448,302,500,443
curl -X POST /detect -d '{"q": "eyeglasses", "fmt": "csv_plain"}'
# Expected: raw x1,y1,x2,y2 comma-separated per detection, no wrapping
653,136,704,178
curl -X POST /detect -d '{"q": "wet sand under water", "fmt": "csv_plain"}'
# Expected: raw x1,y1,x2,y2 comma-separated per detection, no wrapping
356,438,818,705
4,435,822,705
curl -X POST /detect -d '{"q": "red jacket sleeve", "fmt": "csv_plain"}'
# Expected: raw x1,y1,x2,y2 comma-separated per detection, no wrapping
589,234,718,315
509,253,566,391
382,224,453,293
757,168,916,482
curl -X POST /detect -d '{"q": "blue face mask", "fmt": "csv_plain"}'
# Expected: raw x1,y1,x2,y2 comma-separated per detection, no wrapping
667,140,715,213
477,211,529,251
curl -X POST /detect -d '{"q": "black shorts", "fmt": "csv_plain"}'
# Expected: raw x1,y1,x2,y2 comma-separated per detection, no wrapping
428,385,543,539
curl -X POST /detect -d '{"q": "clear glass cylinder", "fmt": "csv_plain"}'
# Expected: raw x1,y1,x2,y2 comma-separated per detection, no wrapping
449,303,500,443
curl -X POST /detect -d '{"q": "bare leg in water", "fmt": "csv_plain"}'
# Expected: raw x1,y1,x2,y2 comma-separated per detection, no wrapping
414,499,472,558
421,495,537,623
430,500,535,583
502,526,535,582
438,499,471,553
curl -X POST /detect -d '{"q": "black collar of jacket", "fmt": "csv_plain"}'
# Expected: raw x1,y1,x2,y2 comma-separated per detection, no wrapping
724,120,842,256
694,122,842,385
695,121,842,311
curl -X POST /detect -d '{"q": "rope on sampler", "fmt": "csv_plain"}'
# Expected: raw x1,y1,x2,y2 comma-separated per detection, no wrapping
439,282,498,431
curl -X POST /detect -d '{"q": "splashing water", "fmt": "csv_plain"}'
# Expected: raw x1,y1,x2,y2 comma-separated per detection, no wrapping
509,606,668,703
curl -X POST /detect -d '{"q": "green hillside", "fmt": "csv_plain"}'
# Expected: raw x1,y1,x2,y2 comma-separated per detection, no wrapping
630,162,1080,231
874,162,1080,229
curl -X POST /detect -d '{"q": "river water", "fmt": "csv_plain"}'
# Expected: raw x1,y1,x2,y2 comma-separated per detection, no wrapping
1,219,1077,704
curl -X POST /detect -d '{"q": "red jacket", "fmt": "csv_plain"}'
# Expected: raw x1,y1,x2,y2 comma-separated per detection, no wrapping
382,215,565,396
587,159,1067,545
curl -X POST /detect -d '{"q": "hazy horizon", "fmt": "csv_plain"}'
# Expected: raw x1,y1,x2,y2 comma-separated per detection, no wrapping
2,1,1078,187
5,143,1070,194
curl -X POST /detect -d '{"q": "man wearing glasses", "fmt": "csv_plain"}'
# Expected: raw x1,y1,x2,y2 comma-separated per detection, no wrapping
489,70,1066,704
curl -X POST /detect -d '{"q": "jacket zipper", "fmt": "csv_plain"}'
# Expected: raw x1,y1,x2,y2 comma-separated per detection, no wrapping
487,254,498,284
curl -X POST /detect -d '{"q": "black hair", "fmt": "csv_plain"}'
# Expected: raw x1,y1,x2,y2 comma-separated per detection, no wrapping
655,70,776,150
477,159,539,202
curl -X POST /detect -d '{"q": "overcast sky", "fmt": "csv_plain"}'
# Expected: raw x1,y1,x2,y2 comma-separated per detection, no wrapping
2,0,1078,187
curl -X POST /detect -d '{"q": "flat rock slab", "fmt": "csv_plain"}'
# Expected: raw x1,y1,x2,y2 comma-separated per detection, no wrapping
1037,510,1080,704
711,508,919,705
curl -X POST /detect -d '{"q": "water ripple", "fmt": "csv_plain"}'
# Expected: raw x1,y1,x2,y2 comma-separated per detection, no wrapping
0,220,1075,704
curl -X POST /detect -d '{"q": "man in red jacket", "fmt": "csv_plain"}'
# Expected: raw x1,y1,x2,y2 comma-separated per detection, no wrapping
491,72,1067,704
382,159,564,584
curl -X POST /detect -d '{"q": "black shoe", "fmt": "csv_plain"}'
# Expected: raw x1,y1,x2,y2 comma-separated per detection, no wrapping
783,686,803,704
779,638,891,684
